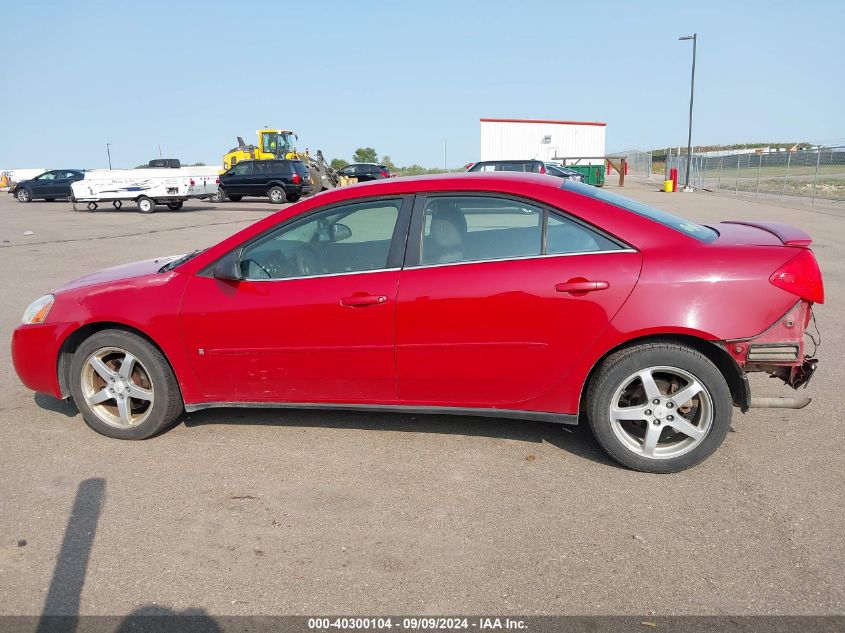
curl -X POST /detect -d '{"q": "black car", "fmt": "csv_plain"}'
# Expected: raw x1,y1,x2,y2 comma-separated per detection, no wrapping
336,163,391,182
543,163,584,182
217,159,312,204
11,169,85,203
466,159,583,182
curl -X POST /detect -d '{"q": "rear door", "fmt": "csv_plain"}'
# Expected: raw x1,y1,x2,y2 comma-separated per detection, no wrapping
53,170,79,198
246,161,272,195
395,194,642,409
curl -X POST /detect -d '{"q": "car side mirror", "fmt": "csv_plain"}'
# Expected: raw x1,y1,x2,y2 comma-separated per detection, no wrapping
212,249,242,281
332,223,352,242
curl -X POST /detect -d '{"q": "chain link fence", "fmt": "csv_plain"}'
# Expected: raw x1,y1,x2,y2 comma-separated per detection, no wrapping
665,147,845,203
609,150,653,177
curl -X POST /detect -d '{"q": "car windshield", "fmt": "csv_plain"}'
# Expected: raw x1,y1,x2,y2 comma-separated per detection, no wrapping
562,180,718,242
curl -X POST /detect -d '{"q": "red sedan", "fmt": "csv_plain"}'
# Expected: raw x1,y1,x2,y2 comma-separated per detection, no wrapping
12,173,823,472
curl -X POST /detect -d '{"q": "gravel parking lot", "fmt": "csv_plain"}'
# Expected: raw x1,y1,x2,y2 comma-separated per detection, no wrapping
0,181,842,617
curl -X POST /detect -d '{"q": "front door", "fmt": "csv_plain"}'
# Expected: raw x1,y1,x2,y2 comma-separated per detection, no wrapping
395,194,642,409
180,196,412,403
31,171,57,198
224,162,252,195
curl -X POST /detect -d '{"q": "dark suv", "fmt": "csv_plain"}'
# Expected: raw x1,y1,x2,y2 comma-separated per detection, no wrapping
336,163,391,182
217,159,312,203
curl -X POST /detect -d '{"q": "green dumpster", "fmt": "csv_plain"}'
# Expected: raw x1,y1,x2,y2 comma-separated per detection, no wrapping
561,163,605,186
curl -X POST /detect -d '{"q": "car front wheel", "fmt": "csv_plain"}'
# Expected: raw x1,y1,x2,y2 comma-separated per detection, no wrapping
16,188,32,203
586,342,732,473
69,329,183,439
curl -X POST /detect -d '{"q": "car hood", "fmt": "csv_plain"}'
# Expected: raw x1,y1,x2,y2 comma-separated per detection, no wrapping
54,255,182,293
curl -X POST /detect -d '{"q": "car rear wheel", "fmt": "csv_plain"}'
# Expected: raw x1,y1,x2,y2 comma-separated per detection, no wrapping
69,329,183,439
167,201,184,210
586,342,732,473
16,188,32,203
287,195,300,203
137,196,155,213
267,186,286,204
227,194,243,202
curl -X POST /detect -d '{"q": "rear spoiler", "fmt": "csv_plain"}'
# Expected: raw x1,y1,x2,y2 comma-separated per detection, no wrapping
721,221,812,246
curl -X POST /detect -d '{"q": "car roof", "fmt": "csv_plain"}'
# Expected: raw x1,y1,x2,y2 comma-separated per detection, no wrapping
241,159,302,164
476,159,542,164
319,171,560,199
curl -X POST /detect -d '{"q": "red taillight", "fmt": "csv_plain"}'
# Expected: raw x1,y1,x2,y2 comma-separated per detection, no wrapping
292,174,301,184
769,249,824,304
215,178,220,184
189,179,195,186
380,170,389,178
539,165,546,174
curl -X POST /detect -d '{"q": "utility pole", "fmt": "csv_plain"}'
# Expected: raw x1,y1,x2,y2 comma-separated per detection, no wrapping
106,143,112,170
679,33,697,191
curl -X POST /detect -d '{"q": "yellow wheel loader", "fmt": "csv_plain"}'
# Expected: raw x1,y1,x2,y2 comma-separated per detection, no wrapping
221,129,338,194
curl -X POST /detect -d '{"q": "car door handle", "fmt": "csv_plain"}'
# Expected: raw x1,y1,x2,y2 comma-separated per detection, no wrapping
340,294,388,307
555,280,610,294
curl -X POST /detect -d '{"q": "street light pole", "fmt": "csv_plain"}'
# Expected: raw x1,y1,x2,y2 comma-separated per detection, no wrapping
679,33,697,191
106,143,113,170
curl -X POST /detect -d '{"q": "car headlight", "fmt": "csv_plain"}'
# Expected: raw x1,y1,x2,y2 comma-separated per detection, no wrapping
22,294,54,324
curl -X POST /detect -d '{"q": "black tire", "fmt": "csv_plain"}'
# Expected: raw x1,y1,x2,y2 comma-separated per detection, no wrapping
227,194,243,202
137,196,155,213
68,329,184,440
267,186,287,204
16,188,32,203
45,198,55,202
287,194,300,203
167,201,184,210
586,342,732,473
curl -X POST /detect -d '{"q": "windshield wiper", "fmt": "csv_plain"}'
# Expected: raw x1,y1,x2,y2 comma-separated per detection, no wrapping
158,249,204,273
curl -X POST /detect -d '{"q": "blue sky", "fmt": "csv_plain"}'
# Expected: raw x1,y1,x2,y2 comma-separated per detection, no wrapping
1,1,842,169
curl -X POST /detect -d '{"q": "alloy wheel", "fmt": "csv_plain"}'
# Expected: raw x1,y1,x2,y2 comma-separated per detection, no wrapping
608,365,713,460
80,347,155,429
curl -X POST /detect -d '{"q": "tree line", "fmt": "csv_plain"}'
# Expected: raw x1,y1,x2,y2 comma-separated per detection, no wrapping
330,148,455,176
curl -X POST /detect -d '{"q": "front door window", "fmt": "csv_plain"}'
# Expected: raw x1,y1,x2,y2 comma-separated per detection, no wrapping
239,199,402,280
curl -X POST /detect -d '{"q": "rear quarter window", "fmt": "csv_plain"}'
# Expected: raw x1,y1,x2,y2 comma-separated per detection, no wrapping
563,180,718,242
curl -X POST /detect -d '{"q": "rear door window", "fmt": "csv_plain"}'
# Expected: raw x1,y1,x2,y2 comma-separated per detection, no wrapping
420,196,543,265
563,180,718,242
546,210,622,254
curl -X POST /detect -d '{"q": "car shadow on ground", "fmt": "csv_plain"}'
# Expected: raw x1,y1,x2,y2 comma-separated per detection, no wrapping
184,408,622,469
31,476,222,633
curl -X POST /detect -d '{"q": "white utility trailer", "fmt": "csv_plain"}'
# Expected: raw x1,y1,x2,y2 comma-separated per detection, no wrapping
70,166,221,213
